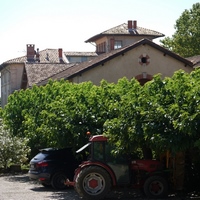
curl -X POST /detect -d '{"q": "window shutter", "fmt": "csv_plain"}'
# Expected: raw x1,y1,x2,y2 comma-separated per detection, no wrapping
110,38,114,50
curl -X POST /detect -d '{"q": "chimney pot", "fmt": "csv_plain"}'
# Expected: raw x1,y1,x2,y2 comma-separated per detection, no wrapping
58,48,64,63
36,48,40,62
133,20,137,29
128,20,132,29
58,48,62,58
27,44,35,62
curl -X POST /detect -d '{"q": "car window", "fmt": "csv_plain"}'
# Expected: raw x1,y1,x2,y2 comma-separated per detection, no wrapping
34,152,48,160
33,148,74,161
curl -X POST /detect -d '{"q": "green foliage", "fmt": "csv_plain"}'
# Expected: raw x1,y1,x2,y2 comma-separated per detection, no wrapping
0,122,30,169
104,78,144,154
160,3,200,57
141,72,193,154
105,69,200,155
3,79,120,155
2,70,200,158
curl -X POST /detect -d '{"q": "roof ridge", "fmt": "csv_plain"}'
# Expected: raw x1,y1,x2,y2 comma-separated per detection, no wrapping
25,62,73,65
64,51,96,53
4,55,26,63
85,21,165,43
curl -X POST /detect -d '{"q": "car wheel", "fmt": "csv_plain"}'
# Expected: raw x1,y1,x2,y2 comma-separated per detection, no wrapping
144,175,168,198
75,166,111,200
51,171,68,190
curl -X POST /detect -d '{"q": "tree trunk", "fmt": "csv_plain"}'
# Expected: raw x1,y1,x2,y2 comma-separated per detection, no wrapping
173,151,185,191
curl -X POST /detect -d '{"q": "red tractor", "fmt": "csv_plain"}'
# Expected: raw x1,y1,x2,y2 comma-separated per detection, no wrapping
66,135,169,200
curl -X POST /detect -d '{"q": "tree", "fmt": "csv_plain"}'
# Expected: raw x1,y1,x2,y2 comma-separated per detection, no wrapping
104,78,145,155
160,3,200,57
2,71,200,191
3,73,200,157
2,79,121,156
0,122,30,169
104,70,200,155
103,70,200,190
3,71,200,150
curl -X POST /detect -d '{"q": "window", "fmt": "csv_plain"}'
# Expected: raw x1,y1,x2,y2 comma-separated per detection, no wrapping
96,42,106,53
114,40,122,49
139,54,150,66
67,56,88,63
141,57,147,63
93,142,105,161
81,57,87,62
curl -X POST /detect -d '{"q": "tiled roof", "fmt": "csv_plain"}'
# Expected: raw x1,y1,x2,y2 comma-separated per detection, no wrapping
37,49,68,63
1,49,68,66
2,55,27,64
1,50,97,66
85,23,165,42
64,52,97,56
0,50,97,71
37,39,193,86
186,55,200,67
25,63,75,87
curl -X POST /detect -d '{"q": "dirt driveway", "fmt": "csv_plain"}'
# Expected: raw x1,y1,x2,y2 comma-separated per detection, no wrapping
0,173,199,200
0,173,81,200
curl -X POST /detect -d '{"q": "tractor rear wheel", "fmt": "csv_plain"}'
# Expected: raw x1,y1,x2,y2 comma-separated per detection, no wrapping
144,175,168,198
75,166,111,200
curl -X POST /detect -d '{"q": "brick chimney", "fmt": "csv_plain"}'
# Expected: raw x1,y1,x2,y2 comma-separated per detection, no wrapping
27,44,36,62
58,48,64,63
128,20,137,30
128,20,133,29
133,20,137,29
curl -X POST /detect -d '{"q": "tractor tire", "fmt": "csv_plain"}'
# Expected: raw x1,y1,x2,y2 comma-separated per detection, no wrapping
144,175,168,198
75,166,111,200
51,171,67,190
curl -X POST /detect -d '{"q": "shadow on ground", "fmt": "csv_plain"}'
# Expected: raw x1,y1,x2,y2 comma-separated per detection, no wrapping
1,173,200,200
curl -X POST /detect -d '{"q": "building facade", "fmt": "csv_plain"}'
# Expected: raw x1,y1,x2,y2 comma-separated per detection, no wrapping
0,20,197,107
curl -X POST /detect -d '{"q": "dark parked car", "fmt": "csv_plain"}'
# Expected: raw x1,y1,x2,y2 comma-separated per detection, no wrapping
28,147,79,190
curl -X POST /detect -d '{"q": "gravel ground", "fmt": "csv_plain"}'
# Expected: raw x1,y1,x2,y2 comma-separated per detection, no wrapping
0,173,200,200
0,173,80,200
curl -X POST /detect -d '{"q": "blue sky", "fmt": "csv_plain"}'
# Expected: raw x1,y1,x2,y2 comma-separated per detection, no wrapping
0,0,198,64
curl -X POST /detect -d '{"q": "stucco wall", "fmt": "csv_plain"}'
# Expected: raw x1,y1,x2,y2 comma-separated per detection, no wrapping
1,63,24,107
72,44,193,85
1,67,11,107
10,64,24,91
95,36,153,53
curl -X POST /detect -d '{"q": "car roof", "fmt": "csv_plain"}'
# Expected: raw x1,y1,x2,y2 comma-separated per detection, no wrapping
40,147,72,153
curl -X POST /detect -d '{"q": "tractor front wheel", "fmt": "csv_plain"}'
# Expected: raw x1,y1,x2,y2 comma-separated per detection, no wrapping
75,166,111,200
144,175,168,198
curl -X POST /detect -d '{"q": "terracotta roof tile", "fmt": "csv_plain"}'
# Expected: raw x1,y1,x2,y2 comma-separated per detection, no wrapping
186,55,200,67
4,55,27,63
85,23,165,42
37,39,193,86
64,52,97,56
25,63,75,87
2,49,68,64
